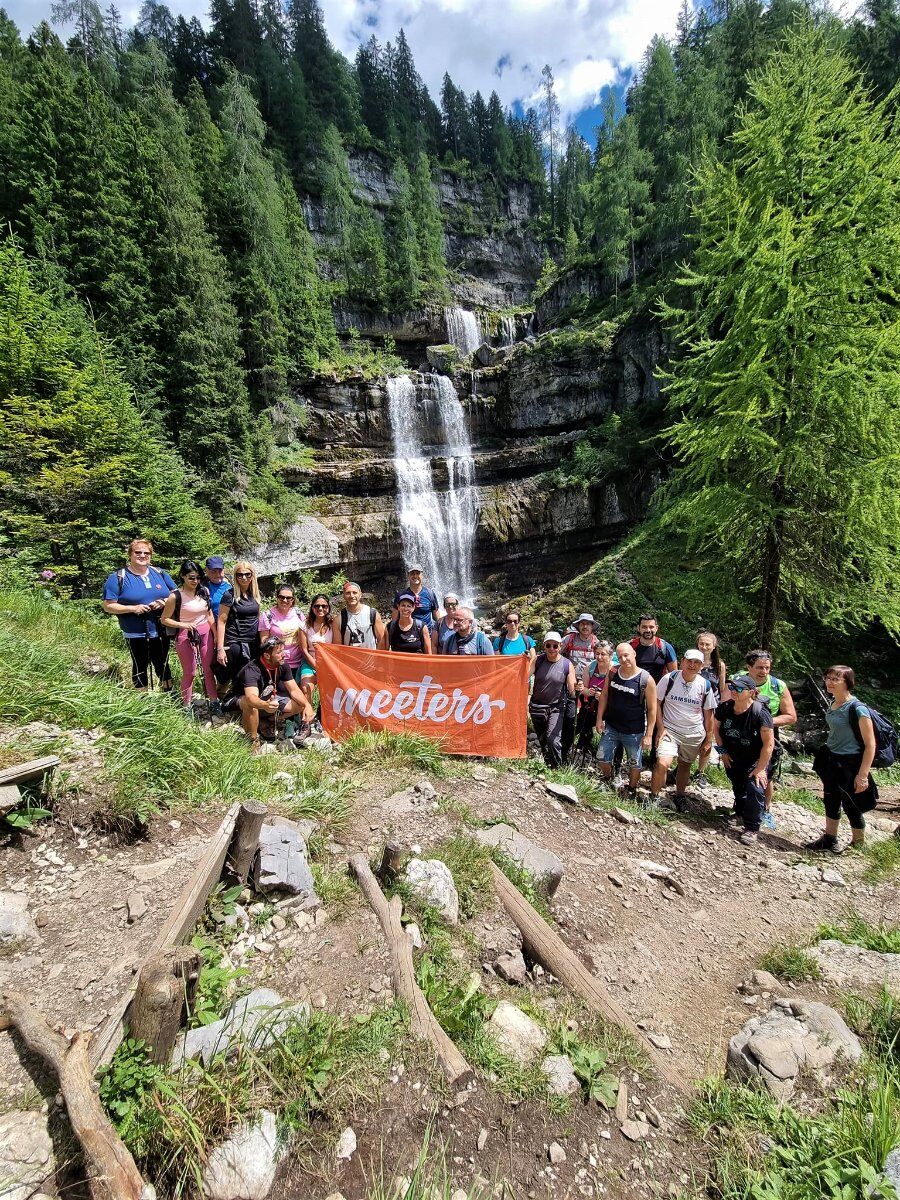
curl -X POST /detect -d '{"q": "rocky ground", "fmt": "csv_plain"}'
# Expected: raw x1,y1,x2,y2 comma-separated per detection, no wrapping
2,725,899,1200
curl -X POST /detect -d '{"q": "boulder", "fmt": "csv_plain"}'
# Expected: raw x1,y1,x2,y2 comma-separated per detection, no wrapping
495,950,528,986
0,1110,55,1200
473,823,563,897
425,344,462,372
202,1110,281,1200
174,988,306,1067
253,820,318,903
541,1054,580,1096
404,859,459,925
488,1000,547,1065
727,998,862,1100
474,344,513,368
0,892,40,947
883,1146,900,1193
811,939,900,996
544,781,579,806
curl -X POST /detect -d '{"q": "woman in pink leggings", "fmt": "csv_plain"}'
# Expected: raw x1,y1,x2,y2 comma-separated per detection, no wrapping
161,560,219,715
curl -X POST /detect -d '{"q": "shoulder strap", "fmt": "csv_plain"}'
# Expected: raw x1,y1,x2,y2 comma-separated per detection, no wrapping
661,673,677,703
848,700,864,747
370,606,377,629
638,669,649,700
416,620,427,652
629,637,640,649
498,630,508,652
341,609,348,637
116,568,126,596
172,589,182,620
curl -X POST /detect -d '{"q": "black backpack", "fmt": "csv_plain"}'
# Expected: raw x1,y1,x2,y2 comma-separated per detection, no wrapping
849,701,898,770
341,605,378,645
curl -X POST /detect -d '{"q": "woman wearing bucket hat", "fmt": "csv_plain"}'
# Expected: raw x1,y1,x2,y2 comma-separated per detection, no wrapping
561,614,601,762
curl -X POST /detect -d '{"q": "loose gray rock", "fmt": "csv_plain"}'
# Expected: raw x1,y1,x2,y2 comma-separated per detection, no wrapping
548,1141,567,1165
749,969,781,993
404,859,459,925
126,891,147,923
0,892,40,947
0,1110,55,1200
473,823,564,897
611,807,637,824
542,1054,580,1096
883,1146,900,1193
495,950,528,986
174,988,306,1067
620,1119,650,1142
202,1110,281,1200
471,765,497,783
488,1000,547,1065
545,781,579,805
812,939,900,996
727,998,861,1100
820,868,846,888
335,1127,357,1160
253,820,318,901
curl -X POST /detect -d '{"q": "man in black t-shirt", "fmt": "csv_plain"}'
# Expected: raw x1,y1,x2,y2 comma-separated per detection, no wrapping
233,637,314,745
713,673,777,846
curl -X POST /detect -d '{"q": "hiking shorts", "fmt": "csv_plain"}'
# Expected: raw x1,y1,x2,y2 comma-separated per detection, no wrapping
598,727,643,768
658,729,705,764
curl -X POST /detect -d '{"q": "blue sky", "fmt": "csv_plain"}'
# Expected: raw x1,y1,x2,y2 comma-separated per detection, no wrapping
3,0,681,142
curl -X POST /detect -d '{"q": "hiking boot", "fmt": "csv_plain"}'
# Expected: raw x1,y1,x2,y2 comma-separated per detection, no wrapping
761,811,776,831
739,830,758,846
694,774,711,793
806,834,839,853
643,793,661,811
208,699,223,718
671,793,689,812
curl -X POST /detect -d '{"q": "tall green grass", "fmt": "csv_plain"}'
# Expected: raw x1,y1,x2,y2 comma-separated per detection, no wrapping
818,911,900,955
338,729,452,778
0,588,352,826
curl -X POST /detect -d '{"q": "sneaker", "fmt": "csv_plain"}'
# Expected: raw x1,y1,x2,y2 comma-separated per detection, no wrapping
739,830,758,846
643,793,661,811
694,774,711,793
208,699,223,717
806,834,838,853
672,793,689,812
761,812,776,831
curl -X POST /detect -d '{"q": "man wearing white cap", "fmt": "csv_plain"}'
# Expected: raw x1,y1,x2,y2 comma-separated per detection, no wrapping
651,648,716,807
528,632,576,767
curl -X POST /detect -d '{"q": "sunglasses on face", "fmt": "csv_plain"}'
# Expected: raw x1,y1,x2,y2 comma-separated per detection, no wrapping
313,603,329,610
277,595,294,601
728,682,751,693
545,642,560,649
235,571,252,578
506,618,519,624
134,550,151,557
184,575,199,581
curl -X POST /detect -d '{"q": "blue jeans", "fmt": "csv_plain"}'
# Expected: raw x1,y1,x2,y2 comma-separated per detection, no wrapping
599,727,643,768
726,759,771,832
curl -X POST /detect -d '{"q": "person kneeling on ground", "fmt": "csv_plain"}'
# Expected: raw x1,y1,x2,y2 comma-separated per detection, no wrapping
809,665,878,854
231,636,314,748
595,642,656,798
529,633,576,767
651,649,716,809
713,673,777,846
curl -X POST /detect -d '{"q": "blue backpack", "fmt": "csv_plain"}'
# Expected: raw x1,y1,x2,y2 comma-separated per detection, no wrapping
849,701,899,770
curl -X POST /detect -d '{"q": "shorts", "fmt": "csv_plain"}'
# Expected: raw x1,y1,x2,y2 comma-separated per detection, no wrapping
598,728,643,768
299,663,316,679
658,729,706,764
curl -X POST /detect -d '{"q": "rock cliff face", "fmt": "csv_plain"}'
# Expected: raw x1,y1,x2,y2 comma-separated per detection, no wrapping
251,311,664,586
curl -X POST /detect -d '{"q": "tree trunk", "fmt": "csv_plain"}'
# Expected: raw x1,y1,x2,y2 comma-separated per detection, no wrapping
129,946,201,1065
758,511,783,649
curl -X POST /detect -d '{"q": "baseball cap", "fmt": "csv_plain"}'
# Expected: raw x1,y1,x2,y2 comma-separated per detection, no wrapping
206,556,225,569
407,563,424,573
728,673,757,691
397,591,417,605
544,631,563,644
684,649,704,663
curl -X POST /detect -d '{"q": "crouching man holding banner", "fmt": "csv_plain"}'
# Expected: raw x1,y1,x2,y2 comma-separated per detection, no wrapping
315,642,528,758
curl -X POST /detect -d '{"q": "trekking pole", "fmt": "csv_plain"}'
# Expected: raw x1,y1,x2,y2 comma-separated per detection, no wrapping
188,629,206,711
145,619,155,692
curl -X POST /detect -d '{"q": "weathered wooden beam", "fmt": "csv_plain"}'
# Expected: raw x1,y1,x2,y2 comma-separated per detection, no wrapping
0,989,151,1200
376,840,404,886
488,861,686,1094
349,853,473,1088
90,803,240,1071
0,756,60,787
129,946,201,1065
224,800,268,885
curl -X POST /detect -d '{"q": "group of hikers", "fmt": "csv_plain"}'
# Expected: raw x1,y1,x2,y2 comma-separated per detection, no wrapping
103,543,891,856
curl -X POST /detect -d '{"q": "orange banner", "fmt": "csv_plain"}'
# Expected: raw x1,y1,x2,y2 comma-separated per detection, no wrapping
316,642,529,758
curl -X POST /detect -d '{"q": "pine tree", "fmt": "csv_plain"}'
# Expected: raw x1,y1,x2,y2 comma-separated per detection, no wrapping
409,152,447,300
659,22,900,645
540,64,560,227
585,101,651,290
385,158,420,308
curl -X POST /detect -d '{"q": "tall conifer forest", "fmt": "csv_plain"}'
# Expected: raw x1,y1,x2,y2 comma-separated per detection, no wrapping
0,0,898,594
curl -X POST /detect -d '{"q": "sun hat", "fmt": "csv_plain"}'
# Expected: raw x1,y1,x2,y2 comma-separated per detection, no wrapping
574,612,597,627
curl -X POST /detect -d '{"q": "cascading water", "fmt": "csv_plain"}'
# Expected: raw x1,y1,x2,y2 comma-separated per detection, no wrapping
444,306,482,356
387,373,478,605
499,315,516,346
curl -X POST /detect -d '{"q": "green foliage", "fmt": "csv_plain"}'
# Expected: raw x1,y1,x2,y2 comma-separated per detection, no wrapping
844,989,900,1061
189,933,247,1027
552,1028,619,1106
862,834,900,883
758,942,822,983
427,835,493,920
337,728,451,778
2,801,53,832
818,911,900,955
416,957,491,1039
0,241,216,589
658,22,900,646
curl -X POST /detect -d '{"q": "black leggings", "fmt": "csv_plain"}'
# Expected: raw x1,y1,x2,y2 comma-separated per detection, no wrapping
813,746,878,829
127,635,172,689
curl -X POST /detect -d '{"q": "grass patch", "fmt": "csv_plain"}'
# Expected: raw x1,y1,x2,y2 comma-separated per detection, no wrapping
818,911,900,955
427,835,493,920
0,588,354,831
101,1004,406,1197
758,943,822,983
311,862,357,918
367,1128,489,1200
338,729,451,779
862,835,900,883
689,1065,900,1200
844,989,900,1061
775,785,826,816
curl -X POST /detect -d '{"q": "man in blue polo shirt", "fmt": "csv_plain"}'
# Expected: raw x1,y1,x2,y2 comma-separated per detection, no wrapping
392,565,439,630
204,556,232,620
102,538,176,691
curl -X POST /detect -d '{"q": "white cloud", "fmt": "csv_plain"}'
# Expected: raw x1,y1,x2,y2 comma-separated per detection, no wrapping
5,0,686,126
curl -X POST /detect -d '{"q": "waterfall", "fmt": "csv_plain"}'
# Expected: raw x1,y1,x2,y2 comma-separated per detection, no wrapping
387,373,478,605
499,315,516,346
444,306,482,356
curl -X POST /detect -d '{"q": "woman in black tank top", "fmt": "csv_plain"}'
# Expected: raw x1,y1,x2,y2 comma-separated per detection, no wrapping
216,560,261,682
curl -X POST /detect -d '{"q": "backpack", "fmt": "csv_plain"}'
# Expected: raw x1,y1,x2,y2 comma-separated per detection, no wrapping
563,631,598,656
448,629,490,655
389,618,426,653
498,629,532,654
341,605,378,644
849,701,898,770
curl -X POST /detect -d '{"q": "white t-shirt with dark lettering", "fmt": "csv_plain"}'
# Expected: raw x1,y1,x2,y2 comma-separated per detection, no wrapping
658,670,716,737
